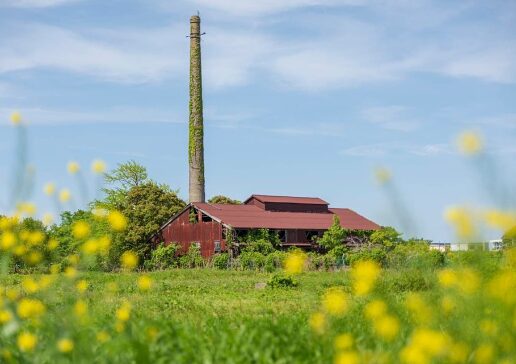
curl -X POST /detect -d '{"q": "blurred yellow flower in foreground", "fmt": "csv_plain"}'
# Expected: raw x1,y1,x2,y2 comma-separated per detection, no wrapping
76,280,89,294
374,167,391,185
91,159,107,174
373,315,400,341
96,331,110,343
74,300,88,317
67,161,80,174
444,206,475,239
457,131,483,155
334,333,353,350
43,182,56,196
351,260,380,296
309,312,325,334
138,275,153,291
57,338,74,353
116,302,131,322
1,232,16,250
322,288,348,316
284,251,307,275
364,299,387,320
334,351,360,364
108,210,127,231
17,332,37,352
42,213,54,226
0,310,13,324
10,111,22,125
59,189,71,203
72,221,91,239
484,209,516,232
121,251,139,270
17,298,45,319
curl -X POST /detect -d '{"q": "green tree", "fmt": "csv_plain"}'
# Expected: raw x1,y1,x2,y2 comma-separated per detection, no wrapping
113,182,186,265
98,161,150,209
502,226,516,248
369,226,402,250
208,195,241,204
318,215,348,251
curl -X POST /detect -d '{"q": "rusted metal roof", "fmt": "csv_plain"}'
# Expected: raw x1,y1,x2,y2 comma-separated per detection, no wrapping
193,202,379,230
244,194,329,205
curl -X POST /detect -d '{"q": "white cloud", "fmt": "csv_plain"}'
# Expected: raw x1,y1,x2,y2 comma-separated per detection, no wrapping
361,106,420,132
341,142,452,157
0,0,80,8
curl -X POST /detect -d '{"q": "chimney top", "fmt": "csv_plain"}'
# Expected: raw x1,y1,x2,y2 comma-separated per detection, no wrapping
190,15,200,23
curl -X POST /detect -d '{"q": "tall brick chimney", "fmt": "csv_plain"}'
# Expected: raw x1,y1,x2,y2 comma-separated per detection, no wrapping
188,14,205,203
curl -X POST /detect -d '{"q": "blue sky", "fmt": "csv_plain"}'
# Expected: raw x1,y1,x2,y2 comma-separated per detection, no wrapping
0,0,515,242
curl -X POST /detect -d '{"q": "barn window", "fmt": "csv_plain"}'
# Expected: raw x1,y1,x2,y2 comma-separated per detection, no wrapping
201,213,212,222
214,241,221,253
277,230,286,243
192,242,201,249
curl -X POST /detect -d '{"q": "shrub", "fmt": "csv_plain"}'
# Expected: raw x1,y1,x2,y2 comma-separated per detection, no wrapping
380,269,434,292
178,245,204,268
264,251,287,272
146,242,179,270
267,272,298,288
242,239,275,255
238,252,266,270
347,247,387,267
386,242,444,269
212,253,230,269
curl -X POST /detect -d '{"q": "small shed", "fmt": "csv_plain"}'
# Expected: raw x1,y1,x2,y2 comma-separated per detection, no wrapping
150,194,380,258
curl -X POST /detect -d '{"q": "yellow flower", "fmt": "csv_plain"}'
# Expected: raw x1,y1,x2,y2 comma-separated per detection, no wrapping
115,321,125,333
374,167,391,185
64,266,77,279
50,263,61,274
334,351,360,364
474,344,494,364
42,213,54,226
487,270,516,304
17,298,46,319
74,300,88,317
0,310,13,324
59,189,71,203
17,332,37,352
440,296,455,314
457,268,479,294
107,210,127,231
48,238,59,250
1,231,16,250
364,299,387,320
120,251,139,270
146,326,159,341
284,251,306,275
411,328,450,357
322,288,348,316
26,251,43,265
438,269,457,288
96,331,110,343
67,161,80,174
309,312,325,334
27,231,44,245
43,182,56,196
116,302,131,322
91,159,106,174
10,111,22,125
82,239,99,255
21,278,39,294
457,131,483,155
444,206,476,239
17,202,37,216
334,333,354,351
373,315,400,341
92,208,108,218
351,260,380,296
405,293,432,324
484,209,516,231
449,342,469,363
57,338,74,353
137,275,153,291
480,320,498,336
72,221,90,239
76,280,89,294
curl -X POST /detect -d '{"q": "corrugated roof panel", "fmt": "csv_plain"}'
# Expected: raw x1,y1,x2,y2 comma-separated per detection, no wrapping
246,195,329,205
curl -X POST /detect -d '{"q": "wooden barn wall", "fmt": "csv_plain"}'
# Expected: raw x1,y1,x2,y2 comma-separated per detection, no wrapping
152,209,224,258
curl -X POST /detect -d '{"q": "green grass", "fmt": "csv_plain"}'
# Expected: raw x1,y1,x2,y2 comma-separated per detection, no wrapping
0,270,347,363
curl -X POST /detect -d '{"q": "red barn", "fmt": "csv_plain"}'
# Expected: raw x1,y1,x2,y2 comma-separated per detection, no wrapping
150,194,380,258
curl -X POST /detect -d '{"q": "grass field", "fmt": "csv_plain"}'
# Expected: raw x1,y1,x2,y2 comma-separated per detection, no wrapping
0,269,346,363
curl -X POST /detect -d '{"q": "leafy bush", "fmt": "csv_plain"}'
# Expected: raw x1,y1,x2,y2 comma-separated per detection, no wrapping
178,245,204,268
387,241,444,269
238,252,266,270
267,272,298,288
347,247,387,267
317,215,348,251
241,229,281,249
380,269,434,292
307,253,337,271
242,238,275,255
146,242,178,270
264,251,287,272
212,253,230,269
